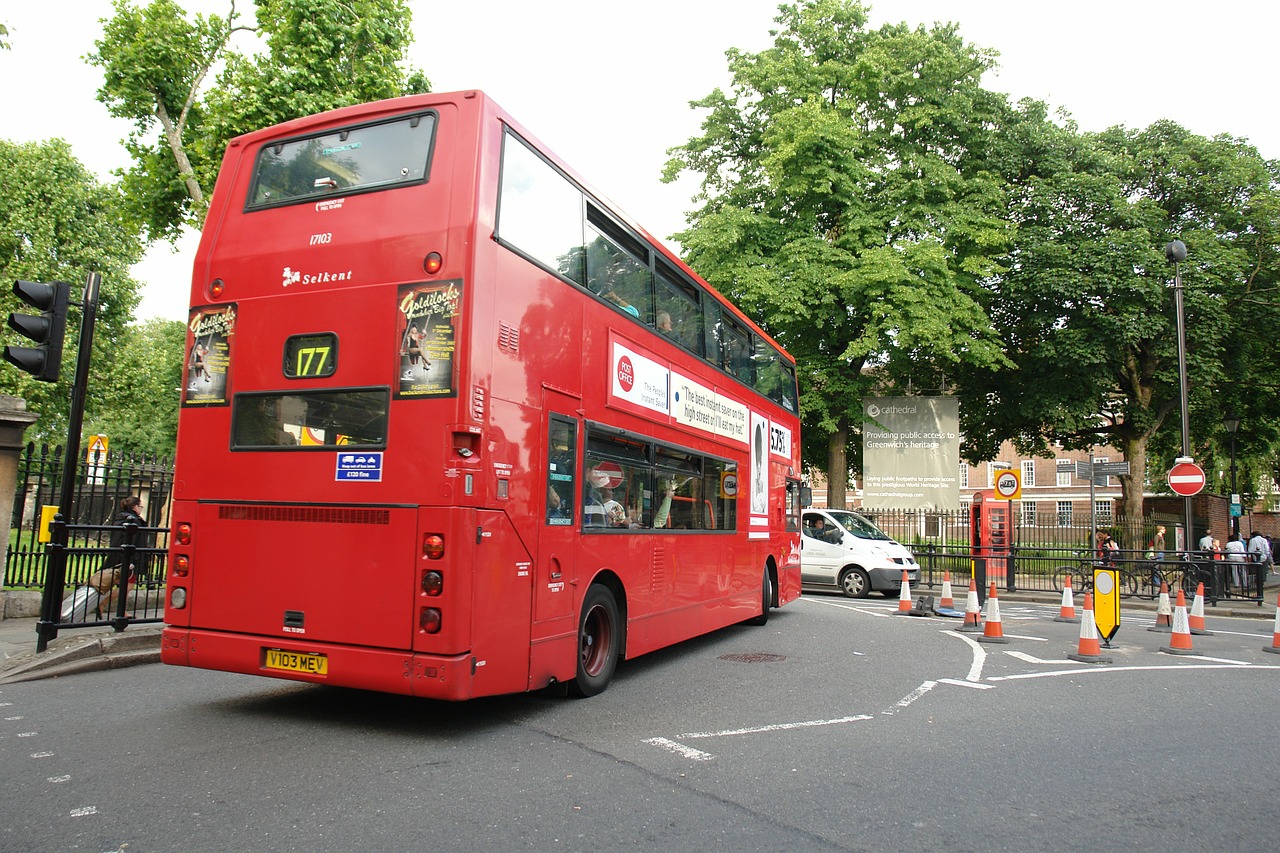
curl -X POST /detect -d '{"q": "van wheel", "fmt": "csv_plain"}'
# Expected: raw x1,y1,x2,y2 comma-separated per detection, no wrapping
569,585,619,698
748,569,772,626
838,567,871,599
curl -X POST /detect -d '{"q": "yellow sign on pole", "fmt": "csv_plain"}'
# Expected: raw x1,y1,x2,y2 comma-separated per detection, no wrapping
994,469,1022,501
1092,567,1121,642
85,434,109,464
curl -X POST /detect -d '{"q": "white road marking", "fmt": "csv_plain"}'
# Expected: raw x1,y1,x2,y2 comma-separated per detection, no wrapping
801,597,895,618
30,751,54,758
944,630,988,682
938,678,994,689
69,806,98,817
679,715,874,739
643,737,714,761
47,775,71,784
1005,651,1075,665
989,663,1280,681
882,681,936,715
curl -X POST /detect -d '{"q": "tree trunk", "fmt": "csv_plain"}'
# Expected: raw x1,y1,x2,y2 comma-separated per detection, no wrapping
826,418,848,510
1118,433,1147,521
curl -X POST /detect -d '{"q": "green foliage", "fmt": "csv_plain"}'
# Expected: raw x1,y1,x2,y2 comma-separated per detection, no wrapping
86,318,186,455
665,0,1012,488
89,0,430,242
955,110,1280,514
0,139,145,443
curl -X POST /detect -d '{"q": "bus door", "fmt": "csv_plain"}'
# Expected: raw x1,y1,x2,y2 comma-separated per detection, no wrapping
536,396,581,630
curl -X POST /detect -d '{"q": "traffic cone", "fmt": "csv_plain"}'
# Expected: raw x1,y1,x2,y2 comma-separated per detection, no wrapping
977,584,1009,644
1054,574,1080,623
1068,593,1113,663
1264,594,1280,655
939,571,955,610
1159,589,1196,655
896,570,913,614
1188,582,1213,636
958,577,983,633
1147,580,1173,633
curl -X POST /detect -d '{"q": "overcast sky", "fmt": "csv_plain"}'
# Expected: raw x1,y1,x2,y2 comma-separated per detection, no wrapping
2,0,1276,322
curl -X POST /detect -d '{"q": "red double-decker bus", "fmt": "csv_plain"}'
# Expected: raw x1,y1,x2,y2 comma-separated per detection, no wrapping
161,90,802,699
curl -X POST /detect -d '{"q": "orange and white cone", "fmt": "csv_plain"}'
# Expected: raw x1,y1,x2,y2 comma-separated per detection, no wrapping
1160,589,1196,655
1147,580,1173,633
958,578,982,633
896,570,913,614
1264,594,1280,655
1054,574,1080,623
1188,582,1213,635
939,571,955,610
1068,593,1113,663
977,584,1009,644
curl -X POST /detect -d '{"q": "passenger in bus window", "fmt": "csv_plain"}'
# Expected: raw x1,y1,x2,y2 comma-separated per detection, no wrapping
547,485,570,523
656,311,673,335
604,289,640,318
653,479,676,529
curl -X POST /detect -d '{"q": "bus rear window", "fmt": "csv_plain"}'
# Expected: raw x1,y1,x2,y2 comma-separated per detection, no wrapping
246,112,436,209
232,389,389,449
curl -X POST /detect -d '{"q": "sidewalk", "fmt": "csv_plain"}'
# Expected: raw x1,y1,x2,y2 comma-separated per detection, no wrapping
0,591,163,684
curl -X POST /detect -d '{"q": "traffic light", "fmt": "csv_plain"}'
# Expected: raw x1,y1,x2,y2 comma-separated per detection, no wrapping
4,280,70,383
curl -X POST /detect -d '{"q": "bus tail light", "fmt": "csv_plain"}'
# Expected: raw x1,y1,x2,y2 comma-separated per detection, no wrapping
423,533,445,559
422,570,443,596
172,554,190,577
175,522,192,545
209,278,225,299
420,607,442,633
170,587,188,609
423,252,443,274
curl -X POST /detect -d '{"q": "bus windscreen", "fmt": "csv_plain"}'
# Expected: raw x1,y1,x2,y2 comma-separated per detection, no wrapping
246,112,437,209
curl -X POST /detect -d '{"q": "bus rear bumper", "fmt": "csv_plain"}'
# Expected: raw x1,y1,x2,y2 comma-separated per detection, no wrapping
161,627,477,700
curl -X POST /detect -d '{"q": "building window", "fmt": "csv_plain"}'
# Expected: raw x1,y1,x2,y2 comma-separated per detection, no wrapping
1056,460,1073,487
1095,500,1113,525
1057,501,1073,527
1021,500,1037,527
1021,459,1035,488
959,463,968,489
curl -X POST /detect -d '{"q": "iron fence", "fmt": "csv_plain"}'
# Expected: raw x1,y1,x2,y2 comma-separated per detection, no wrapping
5,442,174,589
861,507,1265,606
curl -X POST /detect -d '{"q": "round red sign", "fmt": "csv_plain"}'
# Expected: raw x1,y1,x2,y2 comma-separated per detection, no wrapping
1167,461,1206,497
589,461,624,489
616,356,635,392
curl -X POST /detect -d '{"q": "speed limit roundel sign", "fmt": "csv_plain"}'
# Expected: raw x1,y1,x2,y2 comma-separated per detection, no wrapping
994,469,1022,500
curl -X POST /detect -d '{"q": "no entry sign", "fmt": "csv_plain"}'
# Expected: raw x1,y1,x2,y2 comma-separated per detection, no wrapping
1167,461,1206,496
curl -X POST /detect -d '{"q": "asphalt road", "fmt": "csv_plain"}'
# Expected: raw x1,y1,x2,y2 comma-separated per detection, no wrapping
2,594,1278,852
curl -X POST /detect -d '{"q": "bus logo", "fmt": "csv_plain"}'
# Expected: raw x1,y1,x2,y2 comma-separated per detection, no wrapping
616,356,635,392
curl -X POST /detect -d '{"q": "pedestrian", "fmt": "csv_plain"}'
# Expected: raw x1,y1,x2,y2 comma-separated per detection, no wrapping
1197,528,1214,553
91,496,147,618
1248,530,1273,595
1225,532,1248,590
1153,525,1166,561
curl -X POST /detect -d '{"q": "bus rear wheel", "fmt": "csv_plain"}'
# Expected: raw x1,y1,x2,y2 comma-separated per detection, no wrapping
570,585,620,698
748,569,772,625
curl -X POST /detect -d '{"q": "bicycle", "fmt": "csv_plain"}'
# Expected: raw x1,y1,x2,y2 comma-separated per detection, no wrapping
1052,558,1139,598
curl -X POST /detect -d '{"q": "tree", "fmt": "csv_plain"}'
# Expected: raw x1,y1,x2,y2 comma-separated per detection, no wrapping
89,0,430,242
956,112,1280,518
0,139,145,442
664,0,1011,506
87,318,186,455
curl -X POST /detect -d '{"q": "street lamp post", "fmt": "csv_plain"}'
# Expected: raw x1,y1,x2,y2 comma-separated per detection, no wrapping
1166,240,1193,549
1224,410,1240,537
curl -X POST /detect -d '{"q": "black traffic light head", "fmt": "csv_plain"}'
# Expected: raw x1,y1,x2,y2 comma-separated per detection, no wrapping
4,279,71,383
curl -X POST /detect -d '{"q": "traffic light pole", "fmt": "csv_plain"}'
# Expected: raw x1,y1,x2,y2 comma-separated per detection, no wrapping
35,272,102,653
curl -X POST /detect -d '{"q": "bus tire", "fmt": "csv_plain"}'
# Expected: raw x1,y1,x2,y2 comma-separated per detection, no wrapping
569,584,620,698
748,569,772,626
838,567,871,598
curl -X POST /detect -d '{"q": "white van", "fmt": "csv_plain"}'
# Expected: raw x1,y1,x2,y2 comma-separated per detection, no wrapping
801,508,919,597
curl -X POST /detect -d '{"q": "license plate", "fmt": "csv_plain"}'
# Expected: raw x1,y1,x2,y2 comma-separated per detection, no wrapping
264,648,328,675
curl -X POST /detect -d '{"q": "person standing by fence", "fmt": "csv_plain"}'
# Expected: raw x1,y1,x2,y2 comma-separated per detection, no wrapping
91,496,147,618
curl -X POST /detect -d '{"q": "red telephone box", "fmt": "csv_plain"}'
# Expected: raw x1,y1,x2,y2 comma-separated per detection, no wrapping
970,491,1009,585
